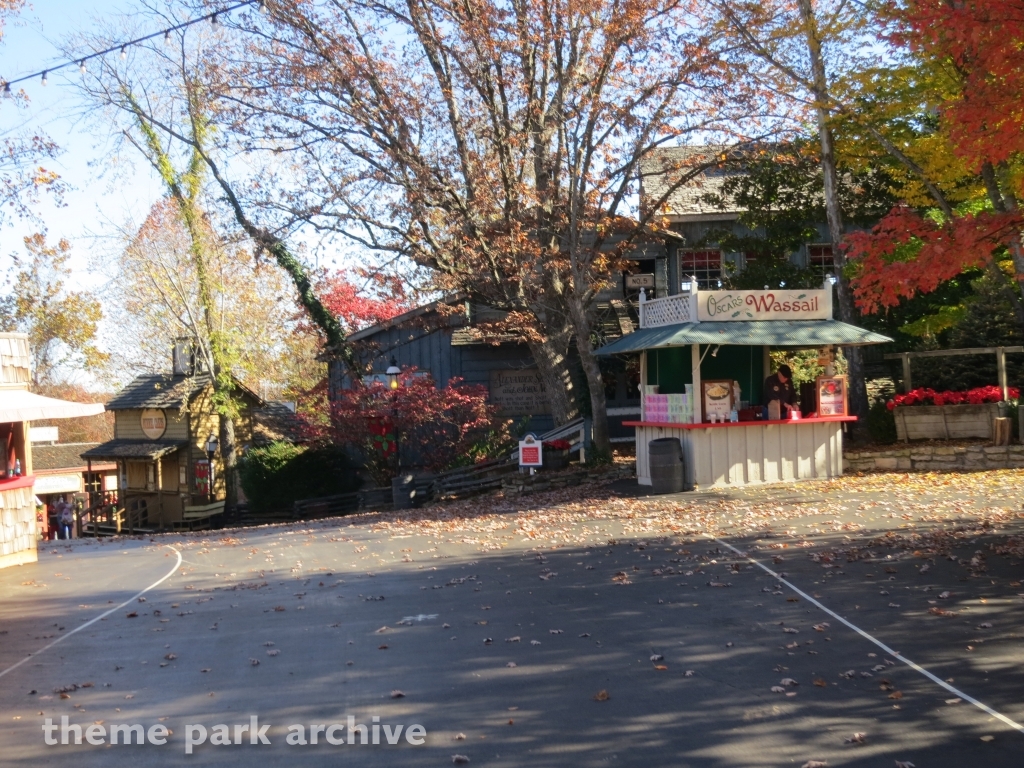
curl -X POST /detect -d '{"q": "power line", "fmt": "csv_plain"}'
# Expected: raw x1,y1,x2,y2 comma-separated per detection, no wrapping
1,0,264,93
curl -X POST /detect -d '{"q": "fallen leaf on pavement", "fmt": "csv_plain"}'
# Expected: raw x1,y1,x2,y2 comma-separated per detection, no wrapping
593,690,610,701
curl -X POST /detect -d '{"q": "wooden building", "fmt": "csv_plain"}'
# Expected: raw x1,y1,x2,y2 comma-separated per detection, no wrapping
639,145,850,289
32,441,117,529
0,333,105,567
81,365,265,531
329,224,677,443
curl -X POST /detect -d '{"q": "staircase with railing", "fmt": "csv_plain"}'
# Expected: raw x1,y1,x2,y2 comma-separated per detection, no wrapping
81,491,155,537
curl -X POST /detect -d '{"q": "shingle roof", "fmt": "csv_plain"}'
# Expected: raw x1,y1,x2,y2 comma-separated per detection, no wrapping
80,439,188,461
105,373,264,411
33,443,108,471
105,374,213,410
639,145,745,221
253,402,307,445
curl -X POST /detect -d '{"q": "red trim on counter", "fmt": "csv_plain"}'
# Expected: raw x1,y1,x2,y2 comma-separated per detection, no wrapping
0,474,35,491
623,416,857,430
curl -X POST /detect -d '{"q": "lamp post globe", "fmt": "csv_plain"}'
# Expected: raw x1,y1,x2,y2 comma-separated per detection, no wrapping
385,357,401,390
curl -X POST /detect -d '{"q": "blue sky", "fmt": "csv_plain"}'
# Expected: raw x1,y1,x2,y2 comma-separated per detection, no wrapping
1,0,165,288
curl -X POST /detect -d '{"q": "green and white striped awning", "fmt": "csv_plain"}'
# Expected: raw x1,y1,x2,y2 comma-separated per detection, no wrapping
595,320,892,355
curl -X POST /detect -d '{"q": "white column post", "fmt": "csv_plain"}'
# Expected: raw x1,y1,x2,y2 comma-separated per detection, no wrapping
998,347,1009,402
692,343,702,423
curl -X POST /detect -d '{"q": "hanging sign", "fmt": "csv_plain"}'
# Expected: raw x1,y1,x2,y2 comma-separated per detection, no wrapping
194,459,211,496
697,289,832,322
625,274,655,289
518,433,543,467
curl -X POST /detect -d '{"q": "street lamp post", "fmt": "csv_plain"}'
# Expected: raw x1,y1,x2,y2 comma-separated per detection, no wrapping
205,434,219,503
385,357,402,471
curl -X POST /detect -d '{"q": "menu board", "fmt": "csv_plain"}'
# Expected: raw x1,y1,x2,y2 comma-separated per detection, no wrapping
816,375,848,416
702,379,734,422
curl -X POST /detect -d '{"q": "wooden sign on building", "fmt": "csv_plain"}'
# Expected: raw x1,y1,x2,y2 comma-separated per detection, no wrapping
489,369,549,416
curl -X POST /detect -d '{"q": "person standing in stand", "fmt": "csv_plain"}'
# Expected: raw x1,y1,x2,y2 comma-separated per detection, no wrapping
57,497,74,540
763,364,797,417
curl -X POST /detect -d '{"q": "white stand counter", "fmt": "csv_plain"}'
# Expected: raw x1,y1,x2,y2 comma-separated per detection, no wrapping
625,416,855,490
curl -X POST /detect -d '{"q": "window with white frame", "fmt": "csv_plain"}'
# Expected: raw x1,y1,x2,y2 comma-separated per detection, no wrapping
807,244,835,282
679,249,722,291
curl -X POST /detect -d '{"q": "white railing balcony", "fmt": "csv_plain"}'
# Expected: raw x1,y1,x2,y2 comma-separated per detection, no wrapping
638,289,696,329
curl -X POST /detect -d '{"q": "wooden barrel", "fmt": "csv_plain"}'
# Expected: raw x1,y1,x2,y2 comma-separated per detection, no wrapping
648,438,684,494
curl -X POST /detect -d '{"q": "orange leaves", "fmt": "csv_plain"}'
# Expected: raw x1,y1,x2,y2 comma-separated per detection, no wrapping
899,1,1024,171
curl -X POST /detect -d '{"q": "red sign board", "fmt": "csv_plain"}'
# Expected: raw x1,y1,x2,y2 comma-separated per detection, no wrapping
518,435,543,467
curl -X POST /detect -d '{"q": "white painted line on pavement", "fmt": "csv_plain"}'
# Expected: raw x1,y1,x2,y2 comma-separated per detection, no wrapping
0,545,183,680
714,536,1024,735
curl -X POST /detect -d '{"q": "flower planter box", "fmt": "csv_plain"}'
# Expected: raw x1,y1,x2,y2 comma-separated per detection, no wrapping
894,403,1000,442
543,449,570,471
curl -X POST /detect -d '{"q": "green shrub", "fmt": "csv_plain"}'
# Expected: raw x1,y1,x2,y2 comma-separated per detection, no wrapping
239,442,362,513
866,401,897,445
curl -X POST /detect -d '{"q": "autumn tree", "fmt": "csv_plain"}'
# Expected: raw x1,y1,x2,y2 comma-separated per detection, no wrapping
843,1,1024,324
73,8,359,376
106,198,318,392
0,233,106,386
224,0,758,454
705,0,915,420
0,0,65,226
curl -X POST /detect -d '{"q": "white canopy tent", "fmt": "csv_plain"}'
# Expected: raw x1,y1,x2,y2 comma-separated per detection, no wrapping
0,389,105,423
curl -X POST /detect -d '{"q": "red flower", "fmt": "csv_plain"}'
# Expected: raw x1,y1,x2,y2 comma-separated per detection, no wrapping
893,385,1015,408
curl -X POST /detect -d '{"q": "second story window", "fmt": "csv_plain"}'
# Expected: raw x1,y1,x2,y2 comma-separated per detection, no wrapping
679,249,722,291
807,244,835,282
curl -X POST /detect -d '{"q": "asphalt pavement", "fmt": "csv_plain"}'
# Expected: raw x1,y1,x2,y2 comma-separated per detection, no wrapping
1,470,1023,767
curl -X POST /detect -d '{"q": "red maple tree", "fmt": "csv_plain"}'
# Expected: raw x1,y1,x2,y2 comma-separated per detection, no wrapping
300,370,505,485
847,0,1024,313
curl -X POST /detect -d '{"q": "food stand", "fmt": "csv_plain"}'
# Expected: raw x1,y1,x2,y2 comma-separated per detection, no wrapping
595,284,891,490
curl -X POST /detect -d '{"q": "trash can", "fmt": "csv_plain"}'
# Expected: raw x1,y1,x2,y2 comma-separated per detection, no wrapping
648,438,685,494
392,473,417,509
391,473,432,509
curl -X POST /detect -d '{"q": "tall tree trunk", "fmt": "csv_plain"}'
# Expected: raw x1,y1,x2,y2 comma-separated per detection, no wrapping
567,297,611,457
980,161,1024,326
527,331,579,426
798,0,870,422
219,413,237,511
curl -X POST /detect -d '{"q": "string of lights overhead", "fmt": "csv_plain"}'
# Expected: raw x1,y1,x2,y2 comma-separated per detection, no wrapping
1,0,264,93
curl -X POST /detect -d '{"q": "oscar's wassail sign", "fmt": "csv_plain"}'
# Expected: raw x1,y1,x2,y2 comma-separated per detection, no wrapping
698,289,832,322
490,369,548,415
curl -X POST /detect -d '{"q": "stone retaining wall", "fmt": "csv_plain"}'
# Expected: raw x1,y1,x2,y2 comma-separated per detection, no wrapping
844,443,1024,473
503,463,636,496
